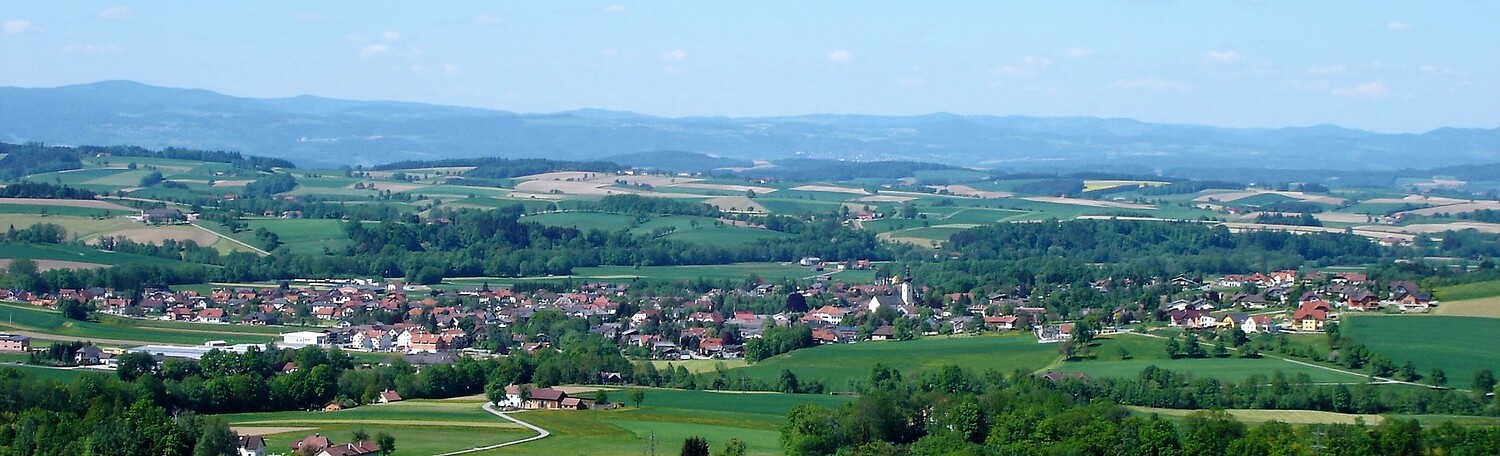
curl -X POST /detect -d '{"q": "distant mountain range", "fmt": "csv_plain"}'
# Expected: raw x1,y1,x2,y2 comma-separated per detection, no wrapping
2,80,1496,171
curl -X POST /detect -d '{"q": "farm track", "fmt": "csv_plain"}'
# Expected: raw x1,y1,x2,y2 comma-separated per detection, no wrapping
189,222,270,255
1124,332,1460,391
431,403,550,455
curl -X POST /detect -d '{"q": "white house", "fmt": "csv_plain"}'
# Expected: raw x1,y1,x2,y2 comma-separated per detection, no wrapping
351,330,392,351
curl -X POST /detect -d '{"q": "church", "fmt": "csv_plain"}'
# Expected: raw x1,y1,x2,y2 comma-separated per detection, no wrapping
867,267,918,312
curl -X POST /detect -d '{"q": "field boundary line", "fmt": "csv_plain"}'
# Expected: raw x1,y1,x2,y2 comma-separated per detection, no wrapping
430,403,550,455
189,222,270,255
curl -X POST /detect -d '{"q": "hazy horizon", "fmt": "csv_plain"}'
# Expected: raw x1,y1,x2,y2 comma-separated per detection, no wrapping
2,1,1497,133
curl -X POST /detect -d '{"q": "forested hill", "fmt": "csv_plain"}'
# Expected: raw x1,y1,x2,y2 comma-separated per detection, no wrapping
5,80,1499,170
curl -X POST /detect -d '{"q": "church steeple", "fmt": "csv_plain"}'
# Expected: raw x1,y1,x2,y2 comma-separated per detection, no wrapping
900,266,913,305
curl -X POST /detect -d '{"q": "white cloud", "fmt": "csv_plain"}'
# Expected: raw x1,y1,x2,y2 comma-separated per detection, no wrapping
1066,47,1094,58
1205,50,1242,63
603,5,631,14
1306,64,1346,75
98,7,130,19
1332,81,1388,98
661,49,687,62
1109,78,1188,91
382,31,401,42
1420,65,1466,77
61,44,120,54
473,14,504,25
360,44,390,57
992,55,1052,77
3,20,33,34
1387,21,1413,32
826,49,854,63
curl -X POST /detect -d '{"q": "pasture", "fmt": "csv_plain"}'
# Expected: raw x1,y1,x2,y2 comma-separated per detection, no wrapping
0,214,142,241
0,302,276,346
1056,333,1369,383
245,218,353,253
522,211,637,231
1433,296,1500,318
495,388,851,456
736,334,1061,392
1434,279,1500,302
1341,315,1500,381
0,243,188,267
0,364,114,383
1127,406,1384,425
444,262,862,285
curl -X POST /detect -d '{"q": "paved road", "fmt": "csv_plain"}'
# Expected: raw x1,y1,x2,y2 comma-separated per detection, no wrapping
431,403,551,455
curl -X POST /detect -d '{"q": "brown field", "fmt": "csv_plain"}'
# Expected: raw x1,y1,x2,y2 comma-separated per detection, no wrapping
505,192,568,200
1128,406,1384,425
514,171,598,181
1358,222,1500,235
513,179,635,196
1399,201,1500,217
0,198,134,211
613,175,699,187
928,185,1014,199
790,185,871,195
101,226,223,246
1433,296,1500,318
671,182,777,194
1024,196,1156,210
1223,222,1414,240
0,259,110,271
1312,212,1373,224
856,195,916,203
1361,194,1467,205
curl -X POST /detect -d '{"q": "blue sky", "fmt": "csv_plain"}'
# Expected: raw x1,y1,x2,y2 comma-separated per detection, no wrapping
1,1,1496,132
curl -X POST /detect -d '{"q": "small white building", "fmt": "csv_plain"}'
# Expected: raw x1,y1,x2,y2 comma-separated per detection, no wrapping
281,331,329,348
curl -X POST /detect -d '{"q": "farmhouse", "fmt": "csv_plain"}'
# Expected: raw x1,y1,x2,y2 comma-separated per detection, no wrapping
236,435,266,456
141,208,185,224
0,334,31,352
1293,300,1331,332
499,384,591,410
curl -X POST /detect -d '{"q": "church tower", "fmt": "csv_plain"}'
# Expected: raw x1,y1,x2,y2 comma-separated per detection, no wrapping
900,266,913,305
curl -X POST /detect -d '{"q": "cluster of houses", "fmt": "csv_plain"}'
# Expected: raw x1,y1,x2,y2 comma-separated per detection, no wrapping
1160,271,1437,335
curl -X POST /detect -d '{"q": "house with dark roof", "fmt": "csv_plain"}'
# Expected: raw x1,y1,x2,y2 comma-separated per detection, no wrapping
236,435,266,456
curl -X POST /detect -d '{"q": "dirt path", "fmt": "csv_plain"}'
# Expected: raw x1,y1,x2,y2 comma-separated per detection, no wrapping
189,223,270,255
431,403,550,455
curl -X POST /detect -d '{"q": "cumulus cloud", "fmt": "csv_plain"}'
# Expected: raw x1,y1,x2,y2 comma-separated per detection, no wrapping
1205,50,1242,63
3,19,33,34
660,49,687,62
98,7,130,19
1332,81,1388,98
826,49,854,63
473,14,504,25
360,44,390,57
1386,21,1413,32
62,44,120,54
1420,65,1466,77
1109,78,1188,91
993,55,1052,77
1306,64,1346,75
1066,47,1094,58
603,5,631,14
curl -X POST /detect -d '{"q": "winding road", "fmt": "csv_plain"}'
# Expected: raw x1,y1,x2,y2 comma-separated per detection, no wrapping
430,403,551,455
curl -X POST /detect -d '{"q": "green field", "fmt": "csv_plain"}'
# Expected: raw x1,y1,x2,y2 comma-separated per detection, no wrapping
1127,406,1384,425
0,302,276,345
1342,315,1500,381
0,203,133,218
1435,279,1500,301
494,388,851,456
1043,333,1372,383
245,218,353,253
0,243,190,267
522,212,637,231
0,364,114,383
0,214,144,241
443,262,859,286
736,334,1061,392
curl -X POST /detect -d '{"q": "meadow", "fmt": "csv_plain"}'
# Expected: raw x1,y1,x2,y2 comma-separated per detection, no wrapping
0,364,114,383
244,218,353,253
1341,315,1500,381
224,400,539,456
0,243,188,267
0,302,276,345
1126,406,1384,425
1053,333,1368,383
1434,279,1500,301
1433,296,1500,318
443,262,868,286
735,334,1061,392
